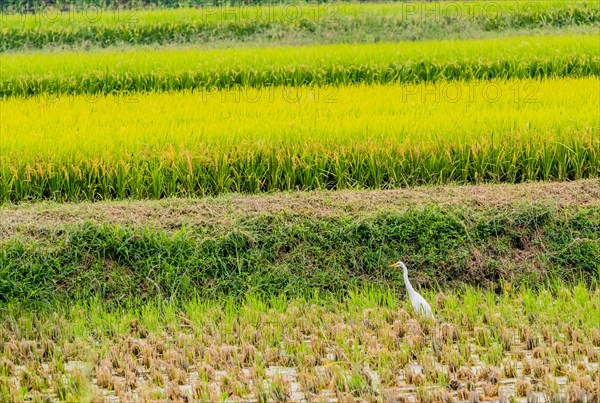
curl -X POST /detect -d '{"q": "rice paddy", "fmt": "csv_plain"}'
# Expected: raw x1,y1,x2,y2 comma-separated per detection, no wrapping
2,0,598,49
1,1,599,401
1,77,599,202
3,34,599,97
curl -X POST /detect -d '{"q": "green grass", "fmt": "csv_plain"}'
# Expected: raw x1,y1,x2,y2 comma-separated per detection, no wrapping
1,197,598,308
2,1,597,50
2,34,598,97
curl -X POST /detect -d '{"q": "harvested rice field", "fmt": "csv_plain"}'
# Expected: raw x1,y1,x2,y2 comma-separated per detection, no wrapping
1,285,599,402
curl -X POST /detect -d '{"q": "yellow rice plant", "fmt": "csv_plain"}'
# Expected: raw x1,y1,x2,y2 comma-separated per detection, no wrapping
1,78,598,202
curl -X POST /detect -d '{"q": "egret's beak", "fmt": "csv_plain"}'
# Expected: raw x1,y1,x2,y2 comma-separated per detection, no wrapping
388,263,398,268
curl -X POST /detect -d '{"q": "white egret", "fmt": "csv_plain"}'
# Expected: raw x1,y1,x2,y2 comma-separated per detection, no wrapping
388,261,434,319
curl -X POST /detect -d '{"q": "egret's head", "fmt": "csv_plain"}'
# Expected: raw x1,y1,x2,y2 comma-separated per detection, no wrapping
388,260,405,268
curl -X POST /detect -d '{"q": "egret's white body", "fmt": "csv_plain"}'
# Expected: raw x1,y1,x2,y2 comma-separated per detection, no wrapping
389,261,434,319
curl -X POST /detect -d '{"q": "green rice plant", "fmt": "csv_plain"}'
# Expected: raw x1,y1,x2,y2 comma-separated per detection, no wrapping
0,78,598,203
1,34,598,97
1,1,597,49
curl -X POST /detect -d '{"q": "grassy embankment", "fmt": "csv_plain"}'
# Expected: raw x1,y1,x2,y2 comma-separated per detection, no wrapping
1,180,598,307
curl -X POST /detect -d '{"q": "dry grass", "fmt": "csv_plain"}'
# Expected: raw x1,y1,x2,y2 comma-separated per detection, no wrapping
1,179,598,240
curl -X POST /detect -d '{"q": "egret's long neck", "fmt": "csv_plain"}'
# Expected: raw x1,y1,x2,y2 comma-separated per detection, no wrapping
400,263,416,294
